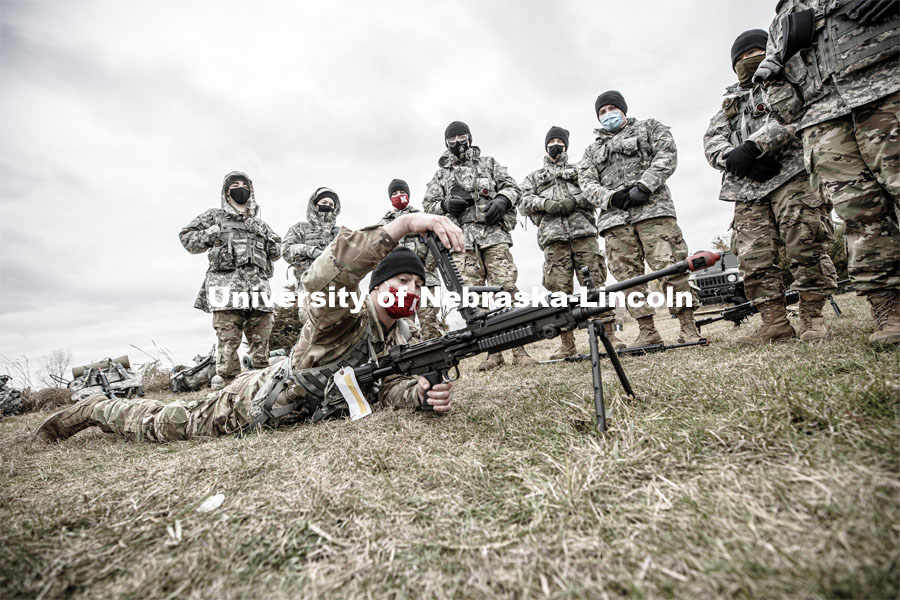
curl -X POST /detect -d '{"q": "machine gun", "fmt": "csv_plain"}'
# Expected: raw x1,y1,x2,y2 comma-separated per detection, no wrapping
352,233,720,431
539,338,711,365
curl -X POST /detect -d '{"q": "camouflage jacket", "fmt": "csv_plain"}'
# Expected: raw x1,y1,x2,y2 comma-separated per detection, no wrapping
577,118,679,234
704,83,806,201
377,206,440,287
281,187,341,286
179,171,281,313
423,147,521,250
761,0,899,129
519,153,599,248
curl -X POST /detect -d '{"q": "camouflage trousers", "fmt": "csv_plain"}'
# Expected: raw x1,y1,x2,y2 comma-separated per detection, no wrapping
603,216,698,319
417,286,444,340
89,361,286,442
800,92,900,292
543,236,613,323
733,171,838,304
457,243,521,307
212,309,274,378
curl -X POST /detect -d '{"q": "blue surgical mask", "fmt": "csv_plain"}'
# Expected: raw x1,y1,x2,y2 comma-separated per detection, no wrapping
599,110,624,132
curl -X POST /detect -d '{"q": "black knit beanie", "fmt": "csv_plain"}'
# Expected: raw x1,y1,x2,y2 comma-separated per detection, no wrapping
731,29,768,69
314,188,339,203
369,247,427,291
545,126,570,150
594,91,628,117
444,121,471,140
388,178,410,196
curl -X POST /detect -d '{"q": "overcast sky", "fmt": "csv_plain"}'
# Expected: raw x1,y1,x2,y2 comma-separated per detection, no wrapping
0,0,777,382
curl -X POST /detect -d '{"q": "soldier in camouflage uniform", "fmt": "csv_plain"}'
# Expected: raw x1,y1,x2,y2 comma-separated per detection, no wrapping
424,121,537,370
179,172,281,390
577,92,701,348
0,375,23,420
520,126,624,358
281,187,342,327
704,29,838,344
754,0,899,344
377,179,445,340
34,214,461,444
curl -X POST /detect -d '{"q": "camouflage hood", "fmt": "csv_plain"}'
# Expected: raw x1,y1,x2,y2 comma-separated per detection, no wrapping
306,186,341,227
220,171,259,218
437,146,482,169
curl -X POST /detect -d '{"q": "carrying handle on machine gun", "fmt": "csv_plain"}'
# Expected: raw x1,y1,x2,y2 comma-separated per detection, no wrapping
422,232,502,325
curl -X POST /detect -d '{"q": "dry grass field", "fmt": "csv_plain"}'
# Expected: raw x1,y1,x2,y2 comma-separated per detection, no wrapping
1,295,897,599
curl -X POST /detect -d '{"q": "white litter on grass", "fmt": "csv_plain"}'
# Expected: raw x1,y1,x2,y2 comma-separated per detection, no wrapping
197,493,225,513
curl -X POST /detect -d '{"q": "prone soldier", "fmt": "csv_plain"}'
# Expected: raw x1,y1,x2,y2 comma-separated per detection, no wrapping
519,125,625,358
281,187,342,326
179,171,281,391
34,214,461,444
577,91,702,347
423,121,537,370
754,0,899,344
704,28,838,344
378,178,445,340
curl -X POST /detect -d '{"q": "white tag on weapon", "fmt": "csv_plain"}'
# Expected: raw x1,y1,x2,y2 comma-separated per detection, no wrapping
334,367,372,421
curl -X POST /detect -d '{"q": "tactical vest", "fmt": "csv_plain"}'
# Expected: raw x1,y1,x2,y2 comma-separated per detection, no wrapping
291,221,340,279
595,121,655,189
243,317,412,432
209,217,274,278
445,160,517,232
723,87,770,147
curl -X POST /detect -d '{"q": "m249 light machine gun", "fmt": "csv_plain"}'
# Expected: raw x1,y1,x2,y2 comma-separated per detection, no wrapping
353,233,720,431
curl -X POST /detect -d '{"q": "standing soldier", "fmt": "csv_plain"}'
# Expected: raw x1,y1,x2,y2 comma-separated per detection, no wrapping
577,92,701,347
378,178,445,340
424,121,537,370
704,29,838,344
282,187,341,326
754,0,899,344
520,126,625,358
179,171,281,390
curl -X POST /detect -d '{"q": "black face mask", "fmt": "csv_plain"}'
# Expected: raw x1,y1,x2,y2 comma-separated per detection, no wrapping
547,145,565,160
317,204,334,213
229,187,251,204
448,139,470,158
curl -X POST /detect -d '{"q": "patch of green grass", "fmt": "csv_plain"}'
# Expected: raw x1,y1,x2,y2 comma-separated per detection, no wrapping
1,296,897,598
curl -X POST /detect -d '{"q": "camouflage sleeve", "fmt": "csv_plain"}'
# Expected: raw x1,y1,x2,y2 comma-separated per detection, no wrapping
378,374,420,409
490,157,521,206
576,147,611,209
639,119,677,193
179,209,219,254
703,108,734,170
300,225,398,323
263,222,282,261
423,170,447,215
281,223,313,264
376,210,397,227
518,171,544,216
759,9,807,125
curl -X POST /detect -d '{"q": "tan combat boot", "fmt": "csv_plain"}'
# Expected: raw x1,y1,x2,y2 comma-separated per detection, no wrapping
33,393,108,443
735,299,796,345
603,321,626,350
676,310,702,343
549,331,577,360
866,288,900,345
798,292,828,341
511,346,538,367
630,316,664,348
477,352,506,371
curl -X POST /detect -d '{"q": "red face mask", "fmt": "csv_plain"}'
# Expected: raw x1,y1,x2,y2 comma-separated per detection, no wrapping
391,193,409,210
383,286,419,318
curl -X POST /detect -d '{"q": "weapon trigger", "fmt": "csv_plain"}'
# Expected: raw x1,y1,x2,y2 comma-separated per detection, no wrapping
446,366,460,382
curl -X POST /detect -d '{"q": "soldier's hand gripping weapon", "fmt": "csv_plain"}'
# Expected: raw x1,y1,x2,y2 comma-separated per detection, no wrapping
353,233,720,431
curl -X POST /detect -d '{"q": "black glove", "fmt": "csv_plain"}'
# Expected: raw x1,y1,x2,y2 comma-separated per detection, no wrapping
746,155,782,182
849,0,896,24
724,141,762,178
484,194,511,225
779,8,815,62
610,188,630,210
442,185,474,215
627,184,651,207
